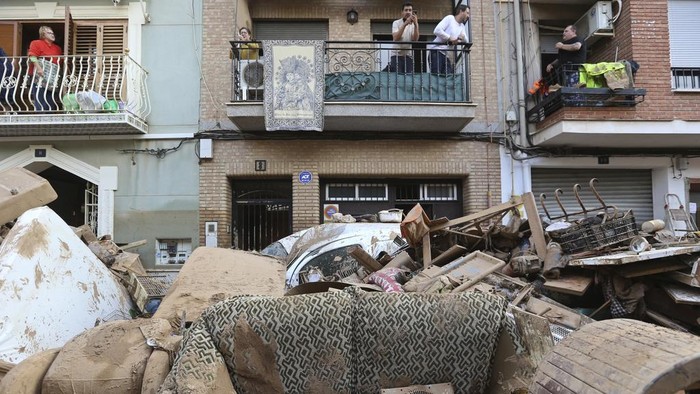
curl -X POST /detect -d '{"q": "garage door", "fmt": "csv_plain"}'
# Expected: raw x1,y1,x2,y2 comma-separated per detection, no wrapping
531,168,653,223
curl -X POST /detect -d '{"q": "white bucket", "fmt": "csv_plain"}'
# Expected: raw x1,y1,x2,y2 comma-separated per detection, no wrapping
378,209,403,223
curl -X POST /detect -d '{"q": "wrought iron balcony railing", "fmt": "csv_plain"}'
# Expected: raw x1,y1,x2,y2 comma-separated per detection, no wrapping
230,40,471,104
0,55,150,120
527,63,646,123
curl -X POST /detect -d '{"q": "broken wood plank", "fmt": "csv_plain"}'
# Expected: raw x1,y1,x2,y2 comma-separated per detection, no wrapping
645,309,690,333
525,297,582,329
422,233,432,268
430,244,468,266
543,274,593,296
511,284,534,306
511,306,554,368
522,191,547,261
660,282,700,305
663,270,700,288
568,244,700,266
615,258,688,278
119,239,148,251
430,195,524,232
349,246,383,273
451,252,506,292
589,300,611,319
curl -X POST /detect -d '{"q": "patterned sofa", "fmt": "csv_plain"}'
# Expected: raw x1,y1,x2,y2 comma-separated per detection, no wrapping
160,287,513,393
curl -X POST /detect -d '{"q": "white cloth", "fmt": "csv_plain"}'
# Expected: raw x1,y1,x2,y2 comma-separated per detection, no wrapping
428,15,467,52
392,18,416,56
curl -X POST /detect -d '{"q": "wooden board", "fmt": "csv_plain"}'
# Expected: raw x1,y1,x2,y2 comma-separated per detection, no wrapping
568,244,700,266
614,258,688,278
511,306,554,368
543,274,593,296
660,282,700,305
525,296,582,329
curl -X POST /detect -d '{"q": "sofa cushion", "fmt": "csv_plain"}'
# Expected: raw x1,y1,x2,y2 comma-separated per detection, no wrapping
353,291,508,393
163,290,355,393
161,289,508,393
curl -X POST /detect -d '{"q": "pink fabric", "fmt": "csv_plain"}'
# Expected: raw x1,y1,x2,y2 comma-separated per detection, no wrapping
367,268,405,293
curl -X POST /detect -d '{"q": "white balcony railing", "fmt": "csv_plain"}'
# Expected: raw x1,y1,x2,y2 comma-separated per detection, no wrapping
0,55,150,120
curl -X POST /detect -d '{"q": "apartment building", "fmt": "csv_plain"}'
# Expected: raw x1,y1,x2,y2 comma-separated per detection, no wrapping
0,1,202,268
199,0,504,250
500,0,700,226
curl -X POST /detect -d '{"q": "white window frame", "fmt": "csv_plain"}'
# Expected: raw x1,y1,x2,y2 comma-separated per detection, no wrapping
669,0,700,91
421,183,459,201
326,183,389,201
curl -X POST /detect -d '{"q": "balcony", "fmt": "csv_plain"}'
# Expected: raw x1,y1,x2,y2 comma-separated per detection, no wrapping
226,40,476,134
525,63,648,148
0,55,150,137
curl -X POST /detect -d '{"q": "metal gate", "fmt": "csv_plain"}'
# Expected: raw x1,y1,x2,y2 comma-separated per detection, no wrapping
232,180,292,251
84,182,98,234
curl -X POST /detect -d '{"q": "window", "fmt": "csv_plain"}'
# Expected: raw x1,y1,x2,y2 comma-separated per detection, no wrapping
669,0,700,90
396,183,458,201
326,183,388,201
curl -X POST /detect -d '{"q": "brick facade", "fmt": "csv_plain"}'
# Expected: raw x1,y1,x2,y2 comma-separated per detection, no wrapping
537,0,700,131
199,0,503,248
199,140,501,247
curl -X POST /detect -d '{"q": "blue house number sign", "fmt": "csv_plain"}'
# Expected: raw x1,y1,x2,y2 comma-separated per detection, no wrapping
299,171,312,184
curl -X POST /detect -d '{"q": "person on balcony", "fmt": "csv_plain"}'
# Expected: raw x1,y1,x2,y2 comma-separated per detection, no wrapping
389,2,419,73
28,26,62,111
546,25,587,87
428,4,469,75
237,27,260,61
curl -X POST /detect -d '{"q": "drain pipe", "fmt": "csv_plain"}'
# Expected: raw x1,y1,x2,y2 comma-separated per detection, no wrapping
513,0,529,147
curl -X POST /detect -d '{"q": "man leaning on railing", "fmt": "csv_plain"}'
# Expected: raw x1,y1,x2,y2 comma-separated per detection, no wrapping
28,25,62,111
428,4,470,75
546,25,587,87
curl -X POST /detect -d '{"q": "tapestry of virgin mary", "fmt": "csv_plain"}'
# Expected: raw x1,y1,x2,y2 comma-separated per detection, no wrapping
263,40,325,131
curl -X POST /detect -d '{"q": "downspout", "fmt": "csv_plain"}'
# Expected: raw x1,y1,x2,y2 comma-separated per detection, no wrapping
513,0,529,147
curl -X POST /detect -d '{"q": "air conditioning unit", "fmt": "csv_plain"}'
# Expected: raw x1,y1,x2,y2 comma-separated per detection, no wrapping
575,1,614,45
238,58,264,100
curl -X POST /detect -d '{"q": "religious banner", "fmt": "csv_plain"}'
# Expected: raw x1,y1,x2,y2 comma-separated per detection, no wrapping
263,40,325,131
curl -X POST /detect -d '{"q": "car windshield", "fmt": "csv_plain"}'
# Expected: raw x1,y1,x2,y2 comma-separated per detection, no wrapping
260,241,288,258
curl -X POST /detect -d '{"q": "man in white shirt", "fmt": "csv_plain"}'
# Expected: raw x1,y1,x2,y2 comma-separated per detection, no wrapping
428,4,470,74
389,2,419,73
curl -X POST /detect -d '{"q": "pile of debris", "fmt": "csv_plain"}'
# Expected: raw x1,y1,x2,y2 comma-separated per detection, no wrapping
0,168,171,367
297,180,700,336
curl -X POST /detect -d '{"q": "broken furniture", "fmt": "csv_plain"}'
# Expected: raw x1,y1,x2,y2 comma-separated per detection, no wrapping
541,178,638,254
162,288,515,393
0,167,57,225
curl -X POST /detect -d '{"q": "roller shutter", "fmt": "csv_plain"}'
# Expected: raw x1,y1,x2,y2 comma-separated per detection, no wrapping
668,0,700,68
253,22,328,41
531,168,653,223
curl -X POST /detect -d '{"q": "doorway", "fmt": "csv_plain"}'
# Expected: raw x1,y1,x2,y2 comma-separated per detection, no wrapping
232,179,292,251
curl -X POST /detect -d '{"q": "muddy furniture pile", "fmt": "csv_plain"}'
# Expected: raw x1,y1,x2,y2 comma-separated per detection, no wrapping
303,180,700,336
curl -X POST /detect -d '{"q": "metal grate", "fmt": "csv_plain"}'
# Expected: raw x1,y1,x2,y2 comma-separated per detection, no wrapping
134,274,174,297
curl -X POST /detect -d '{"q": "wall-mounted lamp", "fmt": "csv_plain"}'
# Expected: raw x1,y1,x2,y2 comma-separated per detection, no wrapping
347,9,359,25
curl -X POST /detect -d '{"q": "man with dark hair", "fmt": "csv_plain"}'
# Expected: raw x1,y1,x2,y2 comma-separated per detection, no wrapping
546,25,587,87
388,2,419,73
428,4,469,74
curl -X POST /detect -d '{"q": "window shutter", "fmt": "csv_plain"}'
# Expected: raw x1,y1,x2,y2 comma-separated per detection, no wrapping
101,24,127,55
253,22,328,41
75,24,98,55
669,0,700,68
74,21,126,55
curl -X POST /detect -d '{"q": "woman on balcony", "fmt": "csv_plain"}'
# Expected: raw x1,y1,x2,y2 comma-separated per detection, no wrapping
28,26,62,111
237,27,260,61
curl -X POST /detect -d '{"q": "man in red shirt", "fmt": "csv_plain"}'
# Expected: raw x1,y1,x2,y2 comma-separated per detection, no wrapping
28,26,62,111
